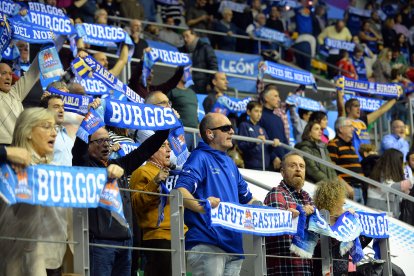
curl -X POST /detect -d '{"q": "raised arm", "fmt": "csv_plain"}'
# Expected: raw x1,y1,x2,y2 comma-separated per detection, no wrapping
367,99,397,125
110,44,129,77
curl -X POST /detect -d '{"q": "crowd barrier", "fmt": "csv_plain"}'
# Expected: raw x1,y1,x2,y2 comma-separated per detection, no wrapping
107,15,350,83
1,129,405,275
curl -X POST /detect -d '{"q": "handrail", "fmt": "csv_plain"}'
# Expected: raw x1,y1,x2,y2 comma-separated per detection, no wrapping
108,15,348,82
184,126,414,204
62,44,337,93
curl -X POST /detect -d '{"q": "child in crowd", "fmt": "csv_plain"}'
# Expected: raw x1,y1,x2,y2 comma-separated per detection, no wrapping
238,101,279,170
337,49,358,79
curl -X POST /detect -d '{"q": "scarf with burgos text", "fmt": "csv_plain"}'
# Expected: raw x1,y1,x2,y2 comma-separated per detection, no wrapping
0,163,128,227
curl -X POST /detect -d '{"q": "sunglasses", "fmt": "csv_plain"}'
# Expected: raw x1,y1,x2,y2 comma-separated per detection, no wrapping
209,124,233,133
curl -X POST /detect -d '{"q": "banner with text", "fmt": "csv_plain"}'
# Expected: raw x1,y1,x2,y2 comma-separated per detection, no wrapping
337,76,402,98
0,163,127,226
262,61,317,91
216,50,261,93
210,202,298,236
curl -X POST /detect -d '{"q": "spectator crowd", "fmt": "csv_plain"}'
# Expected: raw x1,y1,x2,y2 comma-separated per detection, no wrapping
1,0,414,276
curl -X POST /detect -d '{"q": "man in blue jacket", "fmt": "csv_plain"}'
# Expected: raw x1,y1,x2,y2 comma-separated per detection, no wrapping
175,113,259,275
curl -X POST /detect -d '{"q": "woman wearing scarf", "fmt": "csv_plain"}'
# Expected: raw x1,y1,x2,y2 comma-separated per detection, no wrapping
312,180,371,276
0,107,123,276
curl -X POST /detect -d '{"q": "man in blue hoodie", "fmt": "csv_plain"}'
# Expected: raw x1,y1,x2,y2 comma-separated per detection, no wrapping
175,113,259,275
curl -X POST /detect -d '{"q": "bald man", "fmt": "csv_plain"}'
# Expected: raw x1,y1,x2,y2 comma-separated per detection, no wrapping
175,113,259,275
77,41,129,77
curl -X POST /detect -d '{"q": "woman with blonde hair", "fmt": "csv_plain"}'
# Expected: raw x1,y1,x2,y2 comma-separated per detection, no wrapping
312,180,370,276
372,47,392,83
0,108,123,275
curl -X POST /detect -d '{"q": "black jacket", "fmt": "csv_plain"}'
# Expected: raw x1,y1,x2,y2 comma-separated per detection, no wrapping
72,129,170,240
180,39,218,94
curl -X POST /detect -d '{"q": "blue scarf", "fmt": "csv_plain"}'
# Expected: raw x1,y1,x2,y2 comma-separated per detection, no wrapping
72,56,144,103
75,23,134,59
109,141,141,159
286,95,326,111
325,38,355,52
47,87,93,116
0,163,127,227
356,211,389,238
168,124,189,167
14,10,74,35
212,95,252,116
157,169,180,226
76,108,105,143
0,0,15,16
218,1,247,13
336,76,402,98
104,98,181,130
342,94,385,112
0,13,12,56
254,26,292,47
260,61,317,91
1,44,19,60
38,44,64,89
8,17,55,44
142,47,193,88
348,6,371,17
291,209,364,259
209,201,297,236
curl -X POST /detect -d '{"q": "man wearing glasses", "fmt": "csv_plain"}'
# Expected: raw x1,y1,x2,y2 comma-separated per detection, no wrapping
175,112,260,275
72,106,170,276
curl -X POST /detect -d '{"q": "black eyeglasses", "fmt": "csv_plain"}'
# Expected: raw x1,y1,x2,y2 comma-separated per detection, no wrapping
90,138,111,145
209,125,233,133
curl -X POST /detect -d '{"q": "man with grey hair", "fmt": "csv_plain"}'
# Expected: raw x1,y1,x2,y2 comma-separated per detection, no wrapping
381,119,409,161
175,112,259,275
328,117,363,203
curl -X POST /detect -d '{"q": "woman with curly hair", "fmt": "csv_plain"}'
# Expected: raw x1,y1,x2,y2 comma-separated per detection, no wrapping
312,180,371,276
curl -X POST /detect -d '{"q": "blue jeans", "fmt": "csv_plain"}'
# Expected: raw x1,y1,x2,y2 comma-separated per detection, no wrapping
89,238,132,276
187,244,243,276
353,187,365,205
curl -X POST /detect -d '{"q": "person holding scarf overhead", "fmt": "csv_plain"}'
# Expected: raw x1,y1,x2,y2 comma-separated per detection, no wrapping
128,48,184,99
72,99,171,276
0,33,66,145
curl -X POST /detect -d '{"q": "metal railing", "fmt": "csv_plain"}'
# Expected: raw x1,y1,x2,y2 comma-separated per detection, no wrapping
107,15,349,83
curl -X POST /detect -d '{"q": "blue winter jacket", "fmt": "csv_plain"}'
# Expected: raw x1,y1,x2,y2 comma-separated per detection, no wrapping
175,142,253,256
238,120,271,170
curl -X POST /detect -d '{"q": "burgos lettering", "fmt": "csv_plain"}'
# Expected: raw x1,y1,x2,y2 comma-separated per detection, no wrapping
83,23,125,41
36,168,106,204
108,101,176,127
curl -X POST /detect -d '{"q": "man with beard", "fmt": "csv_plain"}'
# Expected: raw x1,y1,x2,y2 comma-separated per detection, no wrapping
264,152,315,275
